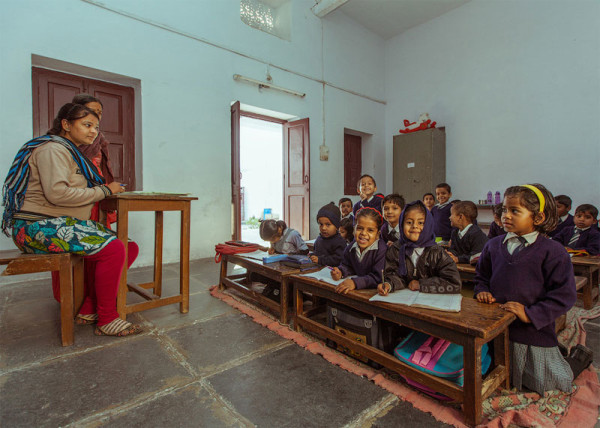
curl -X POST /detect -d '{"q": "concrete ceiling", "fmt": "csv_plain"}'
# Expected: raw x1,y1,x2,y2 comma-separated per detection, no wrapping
336,0,471,40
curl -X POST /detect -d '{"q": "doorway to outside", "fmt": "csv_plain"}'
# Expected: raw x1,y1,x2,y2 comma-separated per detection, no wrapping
240,116,283,244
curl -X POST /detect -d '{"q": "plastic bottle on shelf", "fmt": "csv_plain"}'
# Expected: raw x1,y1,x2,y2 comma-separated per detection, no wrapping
494,191,501,205
487,191,493,205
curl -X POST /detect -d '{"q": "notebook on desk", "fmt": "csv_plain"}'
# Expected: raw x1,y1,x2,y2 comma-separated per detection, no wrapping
370,289,462,312
299,268,349,286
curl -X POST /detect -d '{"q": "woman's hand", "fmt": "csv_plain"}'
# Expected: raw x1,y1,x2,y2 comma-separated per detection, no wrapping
335,279,356,294
377,282,391,296
330,267,342,281
107,182,126,194
500,301,530,323
476,292,496,304
408,279,420,291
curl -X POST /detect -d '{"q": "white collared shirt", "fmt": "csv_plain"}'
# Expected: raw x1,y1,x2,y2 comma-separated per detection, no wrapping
351,239,379,262
410,247,425,269
503,231,539,255
458,223,473,239
559,214,569,223
435,201,450,209
388,222,400,236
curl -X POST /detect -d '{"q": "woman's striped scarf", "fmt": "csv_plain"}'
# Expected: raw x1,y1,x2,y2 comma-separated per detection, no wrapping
2,135,105,235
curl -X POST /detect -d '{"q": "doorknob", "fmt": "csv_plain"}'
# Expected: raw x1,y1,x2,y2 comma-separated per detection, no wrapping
304,175,309,184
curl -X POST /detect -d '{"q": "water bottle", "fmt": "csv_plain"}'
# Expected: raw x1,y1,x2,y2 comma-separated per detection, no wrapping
487,191,492,205
494,191,501,204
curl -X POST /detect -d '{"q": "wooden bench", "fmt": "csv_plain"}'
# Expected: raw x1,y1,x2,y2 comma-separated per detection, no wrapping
291,274,515,426
0,249,84,346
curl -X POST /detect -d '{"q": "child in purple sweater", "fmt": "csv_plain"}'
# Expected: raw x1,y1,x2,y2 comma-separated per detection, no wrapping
475,184,588,394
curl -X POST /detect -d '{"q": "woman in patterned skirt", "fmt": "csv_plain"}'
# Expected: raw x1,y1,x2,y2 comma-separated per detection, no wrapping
2,103,141,337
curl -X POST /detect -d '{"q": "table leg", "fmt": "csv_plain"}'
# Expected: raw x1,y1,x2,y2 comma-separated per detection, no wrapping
280,277,289,324
219,257,228,290
294,280,303,332
179,204,190,314
154,211,163,297
462,338,483,426
493,328,511,390
116,202,129,319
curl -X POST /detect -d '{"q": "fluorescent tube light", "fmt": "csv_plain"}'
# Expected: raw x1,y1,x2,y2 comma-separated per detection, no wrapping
233,74,306,98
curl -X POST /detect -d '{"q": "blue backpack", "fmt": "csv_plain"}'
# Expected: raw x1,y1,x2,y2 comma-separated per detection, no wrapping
393,331,491,400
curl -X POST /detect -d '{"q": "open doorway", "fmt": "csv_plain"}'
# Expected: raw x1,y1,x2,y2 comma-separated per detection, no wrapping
240,116,283,244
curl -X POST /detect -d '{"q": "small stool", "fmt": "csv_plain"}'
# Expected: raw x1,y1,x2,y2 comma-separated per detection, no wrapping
1,250,84,346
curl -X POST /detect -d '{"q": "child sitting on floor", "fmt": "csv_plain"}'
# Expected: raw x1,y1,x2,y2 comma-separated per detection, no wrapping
352,174,384,217
381,193,405,246
378,200,461,295
422,192,435,211
339,217,354,244
339,197,354,221
488,203,506,239
548,195,574,238
553,204,600,255
310,202,347,267
475,184,591,394
447,201,488,265
430,183,453,244
330,207,386,294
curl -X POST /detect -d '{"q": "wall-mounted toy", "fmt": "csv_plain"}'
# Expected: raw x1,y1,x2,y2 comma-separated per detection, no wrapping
399,113,437,134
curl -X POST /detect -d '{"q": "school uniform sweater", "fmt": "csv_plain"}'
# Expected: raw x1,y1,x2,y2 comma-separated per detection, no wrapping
338,238,387,290
474,235,576,347
352,193,384,218
548,214,574,238
313,233,347,267
449,224,488,264
431,202,453,241
487,221,506,239
380,222,400,244
552,225,600,255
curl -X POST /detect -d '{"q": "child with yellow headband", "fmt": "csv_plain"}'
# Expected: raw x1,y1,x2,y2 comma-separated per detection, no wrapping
474,184,590,394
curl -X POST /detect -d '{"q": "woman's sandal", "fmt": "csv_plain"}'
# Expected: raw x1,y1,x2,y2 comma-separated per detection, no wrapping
94,318,142,337
76,313,98,325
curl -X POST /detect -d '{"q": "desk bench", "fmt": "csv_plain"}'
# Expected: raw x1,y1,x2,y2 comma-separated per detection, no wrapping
291,274,515,427
571,257,600,309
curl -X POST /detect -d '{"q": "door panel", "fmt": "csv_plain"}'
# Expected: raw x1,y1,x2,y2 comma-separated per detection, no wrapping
230,101,241,240
344,134,362,194
283,118,310,239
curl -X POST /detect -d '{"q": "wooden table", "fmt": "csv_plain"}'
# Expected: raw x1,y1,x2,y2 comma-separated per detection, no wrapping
571,256,600,309
100,193,197,318
291,275,515,427
219,253,317,324
456,263,476,280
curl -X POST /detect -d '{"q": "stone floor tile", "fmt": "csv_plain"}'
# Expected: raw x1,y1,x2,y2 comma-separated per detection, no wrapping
370,399,451,428
165,313,286,375
0,336,191,427
100,383,246,428
207,345,389,428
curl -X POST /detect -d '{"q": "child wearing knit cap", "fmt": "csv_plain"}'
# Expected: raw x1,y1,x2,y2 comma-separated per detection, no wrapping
310,202,347,267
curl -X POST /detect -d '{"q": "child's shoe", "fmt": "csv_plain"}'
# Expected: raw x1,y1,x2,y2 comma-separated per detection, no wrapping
565,344,593,379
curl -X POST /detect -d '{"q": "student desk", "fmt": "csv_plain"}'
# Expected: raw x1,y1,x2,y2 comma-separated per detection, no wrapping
100,193,197,318
456,263,476,280
291,275,515,427
571,256,600,309
219,253,316,324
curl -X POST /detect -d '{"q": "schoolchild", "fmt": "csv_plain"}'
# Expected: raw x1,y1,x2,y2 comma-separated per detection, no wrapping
548,195,574,238
255,219,308,300
430,183,453,242
339,197,354,220
330,207,386,294
352,174,384,217
310,202,347,267
422,193,435,211
447,201,488,264
378,200,461,295
553,204,600,255
381,193,406,246
475,184,590,394
487,203,506,239
339,217,354,244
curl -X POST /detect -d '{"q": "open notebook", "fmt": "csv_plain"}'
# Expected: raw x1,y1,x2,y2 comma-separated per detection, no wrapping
370,289,462,312
299,268,347,286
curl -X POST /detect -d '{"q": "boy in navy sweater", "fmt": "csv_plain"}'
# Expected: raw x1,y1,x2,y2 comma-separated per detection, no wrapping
310,202,347,266
352,174,384,217
380,193,405,246
339,197,354,221
553,204,600,255
430,182,453,242
447,201,488,264
549,195,574,238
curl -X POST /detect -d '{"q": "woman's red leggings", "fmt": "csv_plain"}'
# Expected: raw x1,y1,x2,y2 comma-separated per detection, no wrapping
51,240,139,326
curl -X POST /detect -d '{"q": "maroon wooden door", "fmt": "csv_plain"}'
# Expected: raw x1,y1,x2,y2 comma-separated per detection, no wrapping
344,133,362,195
32,67,136,188
230,102,242,240
283,118,310,239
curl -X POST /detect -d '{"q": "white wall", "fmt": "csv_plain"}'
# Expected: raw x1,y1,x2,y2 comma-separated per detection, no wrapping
384,0,600,210
0,0,386,265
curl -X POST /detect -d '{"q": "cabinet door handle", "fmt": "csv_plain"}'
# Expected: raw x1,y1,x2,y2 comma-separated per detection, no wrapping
304,175,309,184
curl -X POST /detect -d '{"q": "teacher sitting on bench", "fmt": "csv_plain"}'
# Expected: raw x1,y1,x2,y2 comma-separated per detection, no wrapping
1,103,141,337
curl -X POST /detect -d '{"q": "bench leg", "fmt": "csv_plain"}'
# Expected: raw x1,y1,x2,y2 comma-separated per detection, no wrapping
59,258,75,347
72,256,85,317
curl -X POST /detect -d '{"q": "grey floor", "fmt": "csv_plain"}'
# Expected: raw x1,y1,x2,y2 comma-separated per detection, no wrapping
0,258,598,427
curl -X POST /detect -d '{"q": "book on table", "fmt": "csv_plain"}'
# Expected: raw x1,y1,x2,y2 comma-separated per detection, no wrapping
262,254,317,268
299,268,352,286
369,289,462,312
